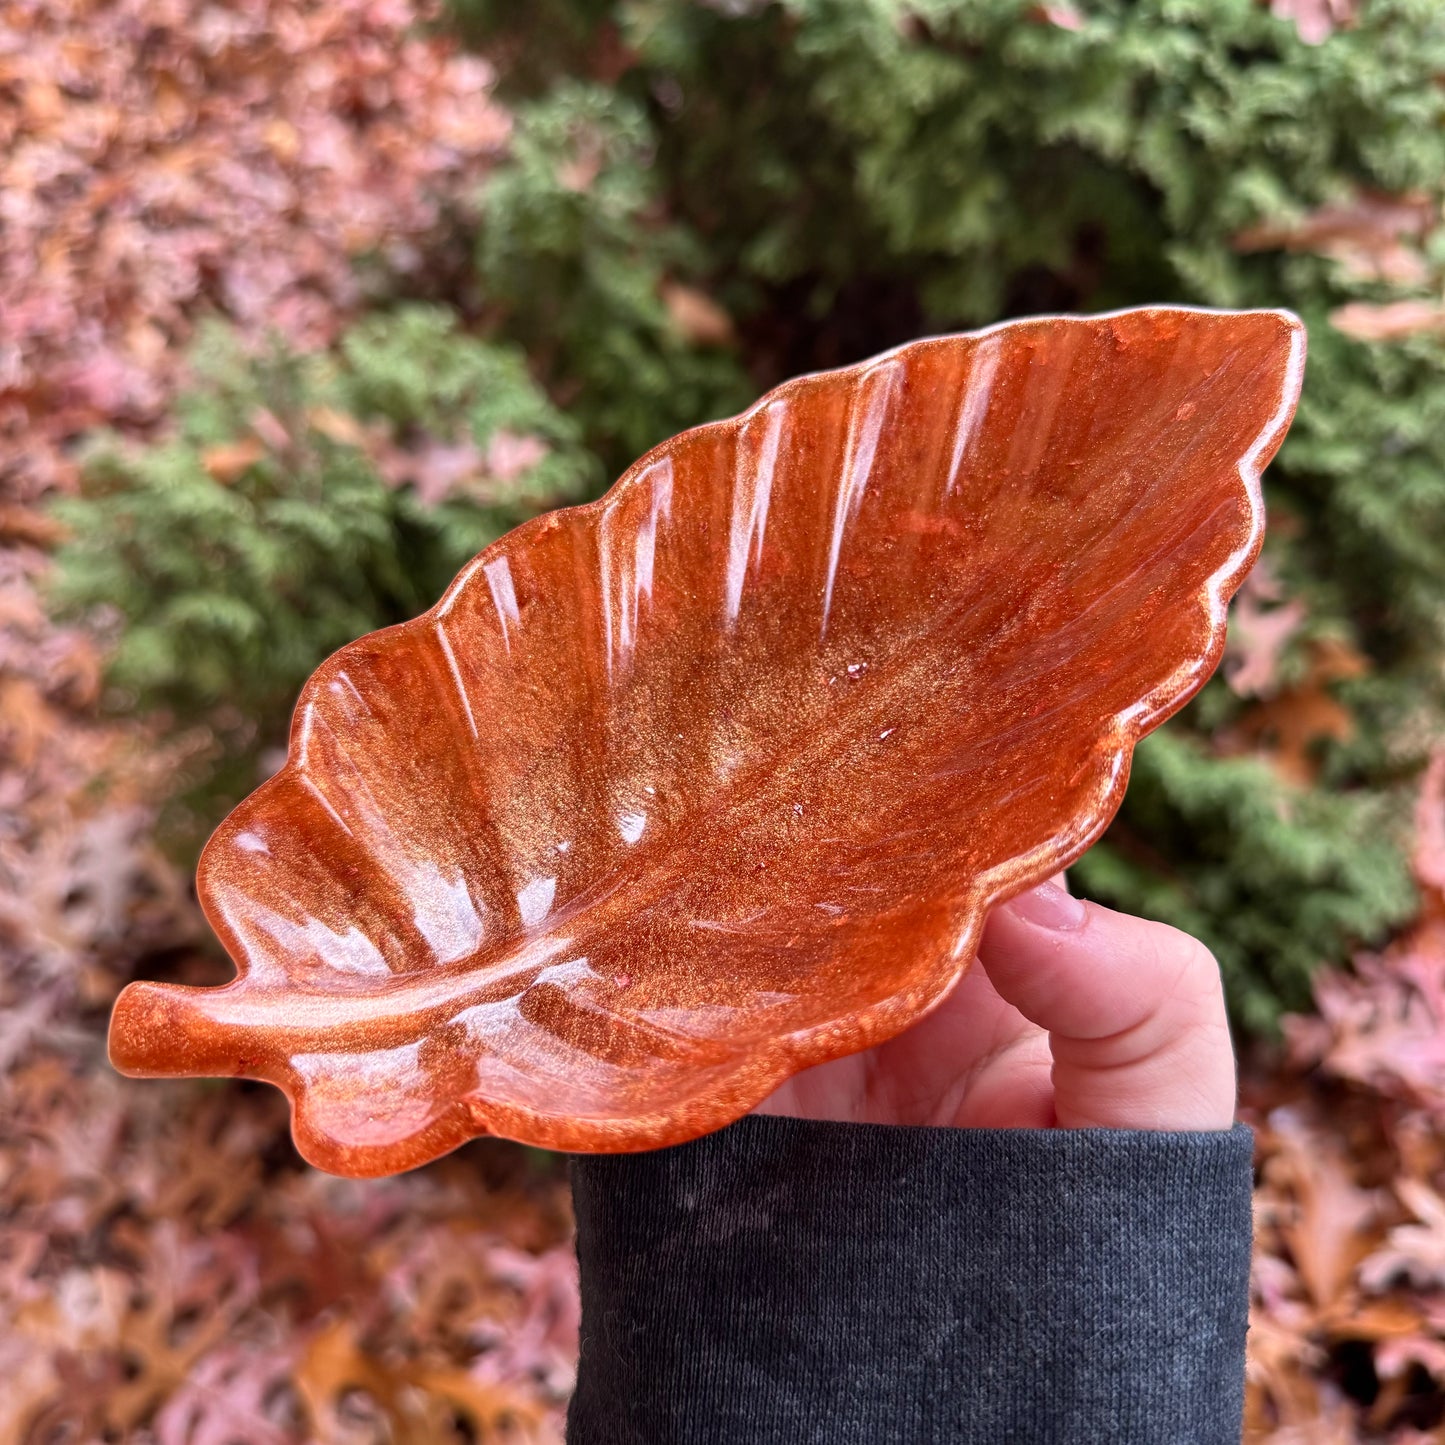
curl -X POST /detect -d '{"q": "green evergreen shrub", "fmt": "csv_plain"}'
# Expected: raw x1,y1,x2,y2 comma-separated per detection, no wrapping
460,0,1445,1028
51,0,1445,1027
49,307,595,845
475,80,753,473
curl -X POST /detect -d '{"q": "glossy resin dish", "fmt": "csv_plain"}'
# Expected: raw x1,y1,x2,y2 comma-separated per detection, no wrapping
110,306,1306,1176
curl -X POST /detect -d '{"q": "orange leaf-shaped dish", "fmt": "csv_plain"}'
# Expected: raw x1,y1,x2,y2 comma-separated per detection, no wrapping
110,307,1305,1175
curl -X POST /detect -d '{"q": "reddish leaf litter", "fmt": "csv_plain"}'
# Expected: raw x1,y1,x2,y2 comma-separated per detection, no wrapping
1,1067,577,1443
0,0,510,504
1,1,1443,1432
1243,752,1445,1441
0,4,577,1441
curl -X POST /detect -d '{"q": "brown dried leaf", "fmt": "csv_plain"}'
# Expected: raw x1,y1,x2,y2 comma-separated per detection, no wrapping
0,504,68,548
1244,1300,1343,1440
151,1343,300,1445
1028,4,1086,29
202,438,268,484
1375,1330,1445,1385
660,280,736,347
1268,0,1360,45
1225,562,1308,698
1236,192,1434,285
1331,299,1445,342
1362,1180,1445,1292
1414,751,1445,898
0,675,55,769
309,405,372,449
1227,637,1367,783
1231,685,1354,785
249,409,292,454
406,1364,551,1440
295,1317,551,1443
486,430,550,483
376,437,485,506
1261,1106,1382,1312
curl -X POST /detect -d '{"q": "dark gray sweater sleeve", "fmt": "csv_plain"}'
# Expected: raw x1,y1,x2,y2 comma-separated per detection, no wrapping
567,1114,1254,1444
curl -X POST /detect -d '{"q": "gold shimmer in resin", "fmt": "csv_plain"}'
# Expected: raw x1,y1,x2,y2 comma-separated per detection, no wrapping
109,308,1306,1176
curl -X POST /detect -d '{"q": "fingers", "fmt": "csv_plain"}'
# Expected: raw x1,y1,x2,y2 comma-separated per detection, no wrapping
977,883,1236,1131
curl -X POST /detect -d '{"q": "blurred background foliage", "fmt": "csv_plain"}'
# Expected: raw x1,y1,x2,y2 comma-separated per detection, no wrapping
50,0,1445,1031
15,2,1445,1439
51,307,596,833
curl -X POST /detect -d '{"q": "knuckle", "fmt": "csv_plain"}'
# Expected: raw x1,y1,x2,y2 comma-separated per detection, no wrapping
1151,926,1222,1003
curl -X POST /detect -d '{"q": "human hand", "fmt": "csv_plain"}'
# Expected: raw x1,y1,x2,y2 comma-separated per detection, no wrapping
756,878,1235,1131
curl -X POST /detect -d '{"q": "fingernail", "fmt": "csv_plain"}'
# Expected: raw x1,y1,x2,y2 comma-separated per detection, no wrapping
1007,881,1087,932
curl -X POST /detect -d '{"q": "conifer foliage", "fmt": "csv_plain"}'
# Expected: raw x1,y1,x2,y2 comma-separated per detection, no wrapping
52,0,1445,1027
50,309,595,840
459,0,1445,1030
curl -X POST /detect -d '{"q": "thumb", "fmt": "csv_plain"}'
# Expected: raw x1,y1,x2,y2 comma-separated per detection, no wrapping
978,882,1236,1131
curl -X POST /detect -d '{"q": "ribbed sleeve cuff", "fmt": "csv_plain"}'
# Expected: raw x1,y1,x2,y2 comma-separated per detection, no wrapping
568,1115,1254,1445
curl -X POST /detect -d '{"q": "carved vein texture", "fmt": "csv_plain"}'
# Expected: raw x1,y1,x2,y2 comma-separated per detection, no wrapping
109,307,1307,1176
